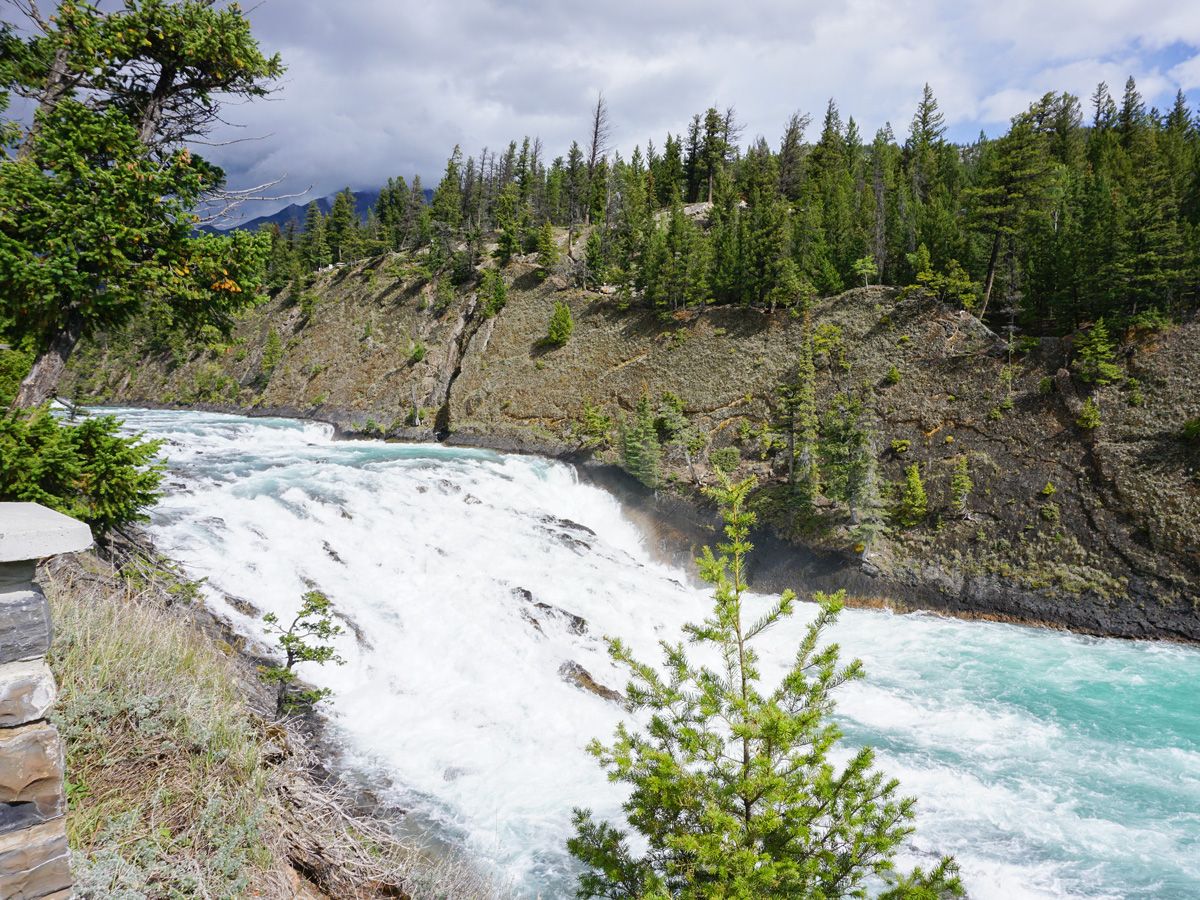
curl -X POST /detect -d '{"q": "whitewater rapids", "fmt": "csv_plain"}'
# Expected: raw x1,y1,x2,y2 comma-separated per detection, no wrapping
113,408,1200,899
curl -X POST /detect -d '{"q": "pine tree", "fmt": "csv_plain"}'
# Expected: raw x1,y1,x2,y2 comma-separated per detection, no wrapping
535,222,559,279
326,188,360,263
569,476,964,899
431,145,464,250
300,202,331,271
819,393,872,515
545,300,574,347
776,309,821,508
493,182,522,266
264,224,297,293
906,83,947,202
777,111,810,202
481,269,507,317
620,395,661,488
967,112,1053,317
895,464,928,527
1073,318,1122,384
700,106,728,202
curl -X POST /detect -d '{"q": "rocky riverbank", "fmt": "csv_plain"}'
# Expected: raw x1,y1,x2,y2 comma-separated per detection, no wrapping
63,253,1200,640
39,536,508,899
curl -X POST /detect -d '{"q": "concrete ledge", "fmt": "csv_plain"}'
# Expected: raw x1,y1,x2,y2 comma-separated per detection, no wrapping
0,818,71,899
0,662,56,728
0,504,91,564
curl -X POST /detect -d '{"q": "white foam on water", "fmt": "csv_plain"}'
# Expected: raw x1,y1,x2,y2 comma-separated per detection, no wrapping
110,409,1200,899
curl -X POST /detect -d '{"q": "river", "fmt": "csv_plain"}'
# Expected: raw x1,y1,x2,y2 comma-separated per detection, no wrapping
111,408,1200,899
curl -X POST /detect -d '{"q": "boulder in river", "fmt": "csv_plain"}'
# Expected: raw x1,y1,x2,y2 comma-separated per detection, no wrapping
558,661,622,703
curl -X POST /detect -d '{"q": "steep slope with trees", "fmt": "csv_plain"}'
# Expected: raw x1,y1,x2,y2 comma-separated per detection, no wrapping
58,80,1200,640
62,250,1200,641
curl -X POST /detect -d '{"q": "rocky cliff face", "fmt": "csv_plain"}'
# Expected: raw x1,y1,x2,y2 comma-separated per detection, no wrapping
64,255,1200,640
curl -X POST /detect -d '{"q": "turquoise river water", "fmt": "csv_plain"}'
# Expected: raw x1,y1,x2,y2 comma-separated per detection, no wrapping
112,408,1199,899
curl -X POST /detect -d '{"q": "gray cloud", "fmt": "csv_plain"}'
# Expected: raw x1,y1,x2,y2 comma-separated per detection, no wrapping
205,0,1200,221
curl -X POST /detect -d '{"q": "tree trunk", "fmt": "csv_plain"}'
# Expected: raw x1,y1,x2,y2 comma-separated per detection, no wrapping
137,65,177,145
979,231,1002,320
11,314,83,409
18,48,72,161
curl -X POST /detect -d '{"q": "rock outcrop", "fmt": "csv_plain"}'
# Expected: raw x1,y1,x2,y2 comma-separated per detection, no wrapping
62,259,1200,641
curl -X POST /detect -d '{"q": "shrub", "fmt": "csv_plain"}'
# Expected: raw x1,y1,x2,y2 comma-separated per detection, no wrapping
884,364,902,386
708,446,740,474
1038,376,1054,396
408,341,427,363
1127,308,1172,333
0,408,162,536
261,590,345,715
894,463,928,527
545,300,574,347
481,269,507,317
1077,397,1102,430
298,290,320,320
1125,378,1145,407
432,280,455,315
578,399,613,450
891,439,911,455
1182,418,1200,442
261,328,283,374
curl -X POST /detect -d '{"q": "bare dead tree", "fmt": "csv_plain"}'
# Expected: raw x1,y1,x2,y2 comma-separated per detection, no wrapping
583,92,612,225
586,92,613,177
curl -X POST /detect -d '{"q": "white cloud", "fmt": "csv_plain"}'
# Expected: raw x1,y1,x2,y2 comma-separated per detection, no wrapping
204,0,1200,219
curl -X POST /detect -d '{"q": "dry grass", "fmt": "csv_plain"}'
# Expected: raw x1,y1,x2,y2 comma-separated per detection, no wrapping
42,549,512,899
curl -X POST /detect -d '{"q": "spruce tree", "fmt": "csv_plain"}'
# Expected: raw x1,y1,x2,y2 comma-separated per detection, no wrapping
569,476,963,899
326,188,359,263
301,201,331,270
1073,318,1122,385
546,300,574,347
431,145,464,254
493,183,522,266
895,464,928,527
621,395,661,488
777,309,820,507
536,222,559,279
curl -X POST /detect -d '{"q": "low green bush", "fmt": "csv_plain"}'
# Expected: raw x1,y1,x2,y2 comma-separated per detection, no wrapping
0,408,162,536
709,446,741,474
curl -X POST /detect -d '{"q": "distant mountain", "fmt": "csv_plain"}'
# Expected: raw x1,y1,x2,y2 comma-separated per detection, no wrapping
219,189,379,234
215,186,433,234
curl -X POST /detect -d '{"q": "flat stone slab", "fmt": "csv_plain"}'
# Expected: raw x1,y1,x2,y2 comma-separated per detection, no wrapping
0,662,56,728
0,503,91,564
0,722,65,835
0,587,51,666
0,817,71,899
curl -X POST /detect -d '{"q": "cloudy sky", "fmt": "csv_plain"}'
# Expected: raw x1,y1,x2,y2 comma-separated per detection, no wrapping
207,0,1200,220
